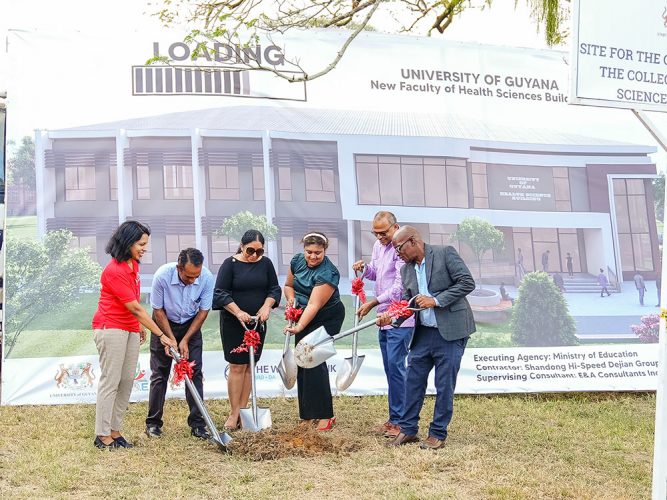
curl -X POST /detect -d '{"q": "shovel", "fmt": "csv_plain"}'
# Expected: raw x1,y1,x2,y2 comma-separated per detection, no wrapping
295,297,424,369
336,278,365,391
238,318,272,432
169,347,232,452
276,302,299,390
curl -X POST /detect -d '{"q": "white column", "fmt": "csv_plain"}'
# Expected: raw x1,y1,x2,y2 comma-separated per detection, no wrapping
115,129,129,223
34,130,53,238
190,129,205,252
262,130,277,261
347,219,355,279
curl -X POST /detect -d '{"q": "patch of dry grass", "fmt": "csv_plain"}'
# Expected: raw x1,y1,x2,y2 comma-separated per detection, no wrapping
0,392,655,499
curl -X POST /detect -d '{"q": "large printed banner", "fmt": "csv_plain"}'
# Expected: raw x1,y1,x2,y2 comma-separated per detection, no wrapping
2,345,659,405
1,24,663,404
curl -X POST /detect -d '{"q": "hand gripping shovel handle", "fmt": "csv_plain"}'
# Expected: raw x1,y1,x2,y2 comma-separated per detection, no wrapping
169,347,231,450
239,318,261,425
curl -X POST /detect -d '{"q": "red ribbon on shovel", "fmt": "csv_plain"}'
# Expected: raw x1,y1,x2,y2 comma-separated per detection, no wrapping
173,358,196,385
386,299,413,319
285,304,304,323
351,277,366,304
231,329,262,353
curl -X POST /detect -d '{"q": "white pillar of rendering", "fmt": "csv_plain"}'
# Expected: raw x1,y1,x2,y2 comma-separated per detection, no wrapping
190,129,205,254
115,129,130,223
262,130,277,262
347,219,355,280
34,130,53,238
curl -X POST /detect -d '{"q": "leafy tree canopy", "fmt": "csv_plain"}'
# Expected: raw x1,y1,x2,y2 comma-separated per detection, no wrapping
4,230,102,357
151,0,570,81
215,210,278,242
510,271,578,346
451,217,504,285
7,136,36,188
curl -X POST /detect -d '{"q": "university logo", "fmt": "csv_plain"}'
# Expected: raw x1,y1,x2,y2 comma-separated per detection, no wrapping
54,362,95,390
133,362,149,391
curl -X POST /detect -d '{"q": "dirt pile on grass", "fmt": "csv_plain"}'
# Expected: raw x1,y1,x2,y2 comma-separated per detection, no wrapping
228,425,360,461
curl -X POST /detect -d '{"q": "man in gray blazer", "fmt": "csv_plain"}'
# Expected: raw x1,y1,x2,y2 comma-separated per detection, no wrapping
379,226,476,449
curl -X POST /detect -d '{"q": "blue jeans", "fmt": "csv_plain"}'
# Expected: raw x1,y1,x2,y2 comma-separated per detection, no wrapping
378,327,412,424
399,326,468,440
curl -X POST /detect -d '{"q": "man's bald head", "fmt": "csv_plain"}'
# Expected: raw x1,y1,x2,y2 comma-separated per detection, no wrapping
393,225,419,243
392,225,423,263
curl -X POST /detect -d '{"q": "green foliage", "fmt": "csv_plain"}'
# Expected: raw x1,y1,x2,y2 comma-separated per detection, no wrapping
653,173,664,222
4,230,102,357
451,217,504,284
7,135,36,188
214,210,278,243
510,271,578,346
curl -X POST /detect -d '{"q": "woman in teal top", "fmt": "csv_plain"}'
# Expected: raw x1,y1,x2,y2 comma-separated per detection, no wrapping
284,232,345,431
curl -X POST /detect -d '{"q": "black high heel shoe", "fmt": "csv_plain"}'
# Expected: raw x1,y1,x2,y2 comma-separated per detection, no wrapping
94,436,119,450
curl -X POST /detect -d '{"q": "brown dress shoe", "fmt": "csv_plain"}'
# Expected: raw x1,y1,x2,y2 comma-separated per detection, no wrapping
383,424,400,438
374,421,392,434
419,436,446,450
386,432,419,447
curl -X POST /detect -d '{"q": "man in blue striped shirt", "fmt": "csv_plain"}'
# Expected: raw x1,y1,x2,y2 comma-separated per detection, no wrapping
145,248,214,440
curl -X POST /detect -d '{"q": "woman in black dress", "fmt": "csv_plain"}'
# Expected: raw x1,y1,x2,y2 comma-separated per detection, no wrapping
284,232,345,431
212,229,281,430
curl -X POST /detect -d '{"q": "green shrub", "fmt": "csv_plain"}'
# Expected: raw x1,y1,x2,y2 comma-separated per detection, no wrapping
510,271,578,346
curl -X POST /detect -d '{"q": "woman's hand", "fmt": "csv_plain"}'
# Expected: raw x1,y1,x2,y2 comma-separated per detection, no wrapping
235,310,253,324
283,322,304,336
256,305,272,323
159,334,177,351
285,297,295,307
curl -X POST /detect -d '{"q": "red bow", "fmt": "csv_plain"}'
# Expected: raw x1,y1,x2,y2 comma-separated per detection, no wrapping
351,277,367,304
386,300,412,319
285,305,304,323
231,329,262,353
173,358,195,385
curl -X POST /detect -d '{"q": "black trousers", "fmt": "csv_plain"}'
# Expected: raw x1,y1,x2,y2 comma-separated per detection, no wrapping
146,317,204,429
295,301,345,420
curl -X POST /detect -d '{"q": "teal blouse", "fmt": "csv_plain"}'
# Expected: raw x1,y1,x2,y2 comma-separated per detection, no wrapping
290,253,341,312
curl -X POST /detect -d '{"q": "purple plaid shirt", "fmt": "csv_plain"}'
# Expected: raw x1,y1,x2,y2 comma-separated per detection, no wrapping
362,240,415,330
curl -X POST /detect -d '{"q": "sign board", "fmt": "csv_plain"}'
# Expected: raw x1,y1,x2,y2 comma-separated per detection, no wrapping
571,0,667,112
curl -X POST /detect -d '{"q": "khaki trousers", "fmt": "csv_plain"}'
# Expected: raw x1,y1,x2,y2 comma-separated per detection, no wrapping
94,328,141,436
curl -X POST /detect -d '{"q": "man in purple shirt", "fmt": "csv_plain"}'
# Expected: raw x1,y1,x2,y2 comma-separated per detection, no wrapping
353,211,414,438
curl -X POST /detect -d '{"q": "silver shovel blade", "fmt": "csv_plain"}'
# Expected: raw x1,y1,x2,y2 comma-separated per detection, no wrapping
335,354,366,391
278,349,298,389
294,326,336,368
239,407,272,432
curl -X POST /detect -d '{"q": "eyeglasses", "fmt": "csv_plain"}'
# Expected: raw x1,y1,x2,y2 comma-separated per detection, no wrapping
370,226,394,238
244,247,265,257
394,237,413,254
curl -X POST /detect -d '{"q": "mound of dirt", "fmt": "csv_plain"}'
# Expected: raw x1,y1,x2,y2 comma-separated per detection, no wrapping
228,425,360,461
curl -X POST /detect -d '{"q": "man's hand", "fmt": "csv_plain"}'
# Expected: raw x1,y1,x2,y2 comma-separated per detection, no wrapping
256,305,272,323
178,340,189,360
159,334,177,352
415,294,437,309
376,313,392,328
352,260,365,272
356,299,378,320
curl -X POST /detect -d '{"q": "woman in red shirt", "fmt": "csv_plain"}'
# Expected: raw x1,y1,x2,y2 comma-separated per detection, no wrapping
92,221,176,450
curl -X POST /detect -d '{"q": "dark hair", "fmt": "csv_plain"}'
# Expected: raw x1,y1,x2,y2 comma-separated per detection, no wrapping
105,221,151,262
302,232,328,249
236,229,265,253
178,248,204,267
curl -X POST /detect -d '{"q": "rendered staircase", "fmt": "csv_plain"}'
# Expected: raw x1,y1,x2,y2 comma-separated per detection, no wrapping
561,273,618,293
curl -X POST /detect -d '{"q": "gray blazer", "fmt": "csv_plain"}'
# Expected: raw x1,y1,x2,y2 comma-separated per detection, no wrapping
399,244,476,343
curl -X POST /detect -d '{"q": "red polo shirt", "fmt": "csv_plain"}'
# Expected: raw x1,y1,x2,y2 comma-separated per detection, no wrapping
92,258,141,332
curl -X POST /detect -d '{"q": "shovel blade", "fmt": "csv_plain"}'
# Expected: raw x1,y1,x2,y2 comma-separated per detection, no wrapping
278,349,298,389
335,354,366,391
294,326,336,368
239,407,272,432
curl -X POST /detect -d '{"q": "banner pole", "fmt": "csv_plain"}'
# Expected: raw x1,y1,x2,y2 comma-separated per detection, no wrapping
632,109,667,500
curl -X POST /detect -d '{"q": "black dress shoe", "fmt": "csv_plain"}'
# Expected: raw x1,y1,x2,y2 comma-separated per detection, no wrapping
145,425,163,438
94,436,119,450
113,436,134,448
191,426,211,440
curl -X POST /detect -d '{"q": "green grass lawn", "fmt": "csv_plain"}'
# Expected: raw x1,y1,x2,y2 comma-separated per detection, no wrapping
0,392,655,498
6,293,515,358
6,215,38,240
